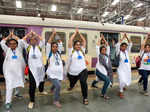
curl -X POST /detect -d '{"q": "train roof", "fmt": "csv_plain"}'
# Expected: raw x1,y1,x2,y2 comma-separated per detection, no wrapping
0,14,150,34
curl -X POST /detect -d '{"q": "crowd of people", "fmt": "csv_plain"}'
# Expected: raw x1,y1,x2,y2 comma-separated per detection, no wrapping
0,28,150,110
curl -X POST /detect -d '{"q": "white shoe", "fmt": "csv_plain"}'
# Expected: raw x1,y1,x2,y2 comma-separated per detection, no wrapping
28,102,34,109
39,91,48,95
140,91,149,96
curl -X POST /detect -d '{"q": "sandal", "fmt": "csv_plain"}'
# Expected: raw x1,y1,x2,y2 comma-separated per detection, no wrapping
118,92,124,99
83,99,89,105
101,95,110,100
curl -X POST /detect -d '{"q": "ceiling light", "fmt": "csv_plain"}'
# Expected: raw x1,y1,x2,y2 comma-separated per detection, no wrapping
51,5,57,11
138,17,146,21
16,0,22,8
136,3,143,8
102,12,110,17
130,0,134,2
37,13,41,17
112,0,120,6
77,8,83,14
124,15,131,20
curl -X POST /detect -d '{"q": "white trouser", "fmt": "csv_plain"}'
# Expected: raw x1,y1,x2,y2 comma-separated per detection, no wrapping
5,88,20,104
6,88,14,104
119,83,126,92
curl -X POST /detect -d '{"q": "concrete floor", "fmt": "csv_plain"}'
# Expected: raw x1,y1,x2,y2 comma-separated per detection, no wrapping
0,71,150,112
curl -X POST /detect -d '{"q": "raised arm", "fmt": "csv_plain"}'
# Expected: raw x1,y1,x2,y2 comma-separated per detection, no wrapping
101,34,109,46
48,29,56,44
97,37,102,46
11,32,20,40
141,33,150,51
0,34,11,52
78,30,86,48
119,33,126,43
68,28,77,48
22,31,32,41
124,33,131,43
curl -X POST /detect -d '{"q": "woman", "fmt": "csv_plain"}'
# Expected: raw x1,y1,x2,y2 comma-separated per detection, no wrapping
91,34,108,88
116,33,132,99
95,35,113,99
67,28,88,105
0,32,25,109
138,33,150,96
22,31,47,109
46,29,63,108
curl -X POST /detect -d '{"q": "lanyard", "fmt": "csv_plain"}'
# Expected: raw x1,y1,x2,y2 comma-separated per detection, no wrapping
123,51,127,59
33,46,36,55
54,53,59,62
77,51,81,56
12,50,16,56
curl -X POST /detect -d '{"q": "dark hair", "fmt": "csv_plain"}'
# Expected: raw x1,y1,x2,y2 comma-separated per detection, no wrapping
51,42,58,48
100,45,106,53
73,40,81,47
144,44,150,48
6,38,18,45
120,42,128,47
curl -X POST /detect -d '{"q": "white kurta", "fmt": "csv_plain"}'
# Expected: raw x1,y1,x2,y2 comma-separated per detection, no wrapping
116,42,132,86
46,43,63,80
1,40,25,90
68,47,86,76
21,40,45,88
96,45,110,76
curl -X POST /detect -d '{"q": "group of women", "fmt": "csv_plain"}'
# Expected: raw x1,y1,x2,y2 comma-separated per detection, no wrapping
0,28,150,110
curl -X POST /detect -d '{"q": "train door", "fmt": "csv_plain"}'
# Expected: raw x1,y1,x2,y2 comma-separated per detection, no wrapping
100,32,119,62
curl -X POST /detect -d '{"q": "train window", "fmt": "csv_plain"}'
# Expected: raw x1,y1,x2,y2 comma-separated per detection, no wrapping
100,32,119,60
69,32,88,54
45,31,66,54
144,36,150,44
130,36,141,53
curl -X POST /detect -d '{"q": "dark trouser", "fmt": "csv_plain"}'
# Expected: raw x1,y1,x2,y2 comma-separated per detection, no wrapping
139,69,150,91
67,69,88,99
138,70,143,83
92,80,99,86
29,69,44,102
96,69,110,95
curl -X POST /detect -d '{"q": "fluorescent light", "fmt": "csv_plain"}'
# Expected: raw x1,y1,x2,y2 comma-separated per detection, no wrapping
102,12,109,17
112,0,120,6
124,15,131,20
77,8,83,14
16,0,22,8
51,5,57,11
136,3,143,8
138,17,146,21
37,13,41,17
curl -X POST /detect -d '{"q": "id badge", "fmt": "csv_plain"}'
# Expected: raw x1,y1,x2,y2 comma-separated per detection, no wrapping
32,55,37,59
12,55,18,59
124,59,128,63
77,55,82,60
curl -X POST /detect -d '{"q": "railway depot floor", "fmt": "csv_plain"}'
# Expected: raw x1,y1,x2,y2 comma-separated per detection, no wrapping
0,70,150,112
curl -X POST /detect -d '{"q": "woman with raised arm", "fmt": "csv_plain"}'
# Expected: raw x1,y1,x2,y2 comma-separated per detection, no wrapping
22,31,47,109
138,33,150,96
116,33,132,99
95,35,113,99
0,32,25,109
46,29,63,108
91,34,109,88
67,28,88,105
